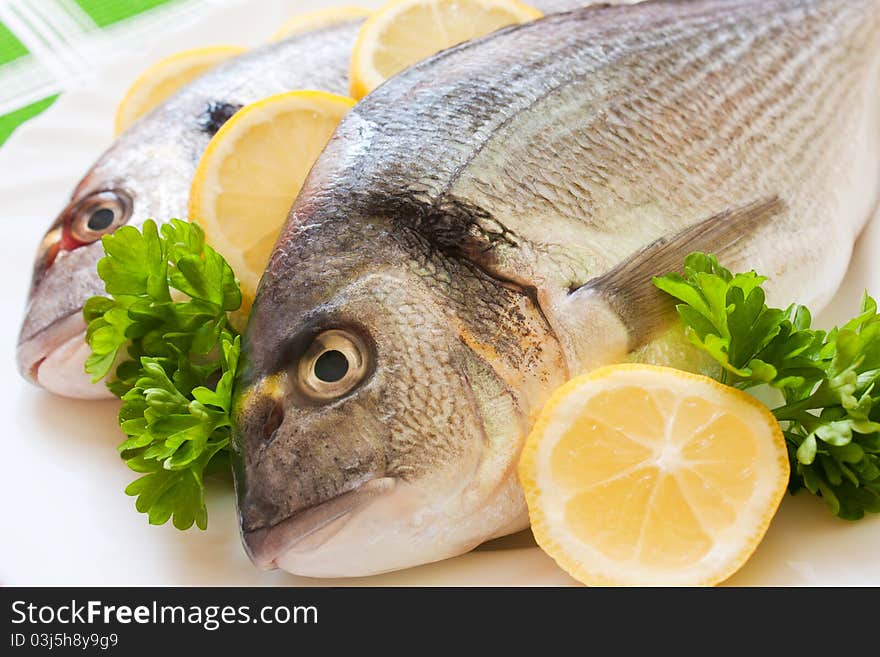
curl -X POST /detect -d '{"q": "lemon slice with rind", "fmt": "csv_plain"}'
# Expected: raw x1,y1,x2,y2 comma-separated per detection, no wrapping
271,5,373,41
519,364,789,587
114,45,245,134
349,0,542,99
188,90,356,309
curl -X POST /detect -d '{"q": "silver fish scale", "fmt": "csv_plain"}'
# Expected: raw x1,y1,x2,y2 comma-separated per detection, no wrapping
294,0,878,313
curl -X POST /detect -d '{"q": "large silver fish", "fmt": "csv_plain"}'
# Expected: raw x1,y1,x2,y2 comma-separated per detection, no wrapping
15,16,365,399
235,0,880,577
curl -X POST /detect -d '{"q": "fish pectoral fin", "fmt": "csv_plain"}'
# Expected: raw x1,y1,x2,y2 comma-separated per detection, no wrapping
577,196,787,348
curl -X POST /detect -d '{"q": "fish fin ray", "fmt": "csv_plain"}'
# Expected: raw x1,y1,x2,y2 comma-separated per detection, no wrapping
578,196,787,347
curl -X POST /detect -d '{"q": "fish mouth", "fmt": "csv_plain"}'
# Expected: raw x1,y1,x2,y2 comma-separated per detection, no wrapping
242,477,395,570
18,310,83,382
16,311,112,399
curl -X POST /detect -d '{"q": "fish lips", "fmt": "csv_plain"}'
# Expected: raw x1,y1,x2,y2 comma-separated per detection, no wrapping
17,240,111,399
241,477,395,570
18,310,81,380
17,311,114,399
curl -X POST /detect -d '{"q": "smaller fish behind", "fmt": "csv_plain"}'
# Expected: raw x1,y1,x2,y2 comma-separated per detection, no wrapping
16,17,364,399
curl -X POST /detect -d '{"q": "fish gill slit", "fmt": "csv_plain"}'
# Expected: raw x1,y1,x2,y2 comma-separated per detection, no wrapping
456,346,498,449
388,197,567,381
467,260,563,373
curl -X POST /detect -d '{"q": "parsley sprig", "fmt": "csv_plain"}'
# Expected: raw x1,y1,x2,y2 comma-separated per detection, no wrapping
654,253,880,519
84,219,242,530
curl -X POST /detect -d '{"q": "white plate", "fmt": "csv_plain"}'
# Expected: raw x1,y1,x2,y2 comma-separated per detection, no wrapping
1,0,879,587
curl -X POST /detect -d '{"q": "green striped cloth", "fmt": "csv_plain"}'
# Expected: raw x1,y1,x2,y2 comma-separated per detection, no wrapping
0,0,212,146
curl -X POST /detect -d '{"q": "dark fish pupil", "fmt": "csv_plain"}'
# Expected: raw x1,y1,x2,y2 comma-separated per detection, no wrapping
88,208,115,231
314,350,349,383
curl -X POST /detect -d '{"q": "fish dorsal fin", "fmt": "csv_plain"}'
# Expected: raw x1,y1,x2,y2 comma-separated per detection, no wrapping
578,196,786,348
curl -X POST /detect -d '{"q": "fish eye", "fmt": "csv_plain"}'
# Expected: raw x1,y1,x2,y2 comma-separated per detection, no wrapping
297,329,370,402
68,190,133,243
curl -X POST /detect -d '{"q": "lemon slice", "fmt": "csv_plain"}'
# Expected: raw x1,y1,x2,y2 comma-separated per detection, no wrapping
188,90,355,308
114,45,245,135
519,364,789,587
349,0,542,98
271,5,373,41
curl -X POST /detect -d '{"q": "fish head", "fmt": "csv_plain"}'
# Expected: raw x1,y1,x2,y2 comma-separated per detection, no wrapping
17,124,195,399
233,189,566,577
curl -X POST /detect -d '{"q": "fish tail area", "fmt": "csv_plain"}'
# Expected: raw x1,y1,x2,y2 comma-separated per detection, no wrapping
579,197,787,348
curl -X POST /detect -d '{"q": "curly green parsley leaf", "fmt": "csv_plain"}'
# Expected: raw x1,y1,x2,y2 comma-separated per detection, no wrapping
654,253,880,519
84,219,242,530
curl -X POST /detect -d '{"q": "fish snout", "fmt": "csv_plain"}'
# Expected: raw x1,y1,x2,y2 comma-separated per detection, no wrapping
17,237,112,398
232,378,388,569
241,477,395,570
17,188,134,398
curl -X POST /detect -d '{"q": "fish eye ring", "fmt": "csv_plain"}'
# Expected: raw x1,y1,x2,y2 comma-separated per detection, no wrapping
297,329,369,401
68,190,133,243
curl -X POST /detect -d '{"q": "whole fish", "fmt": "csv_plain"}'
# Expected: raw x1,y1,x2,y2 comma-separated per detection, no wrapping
15,0,588,400
235,0,880,577
15,16,365,399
